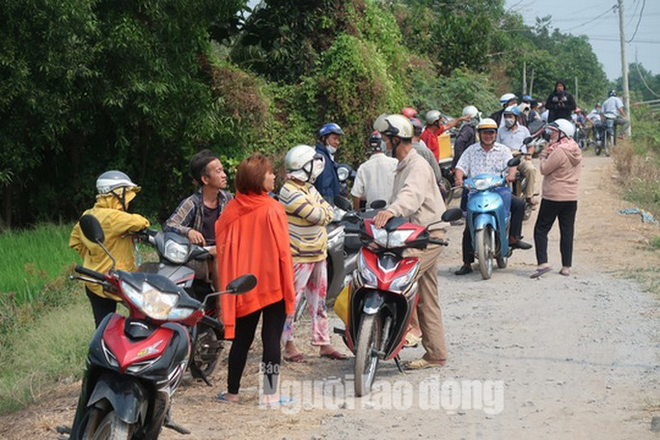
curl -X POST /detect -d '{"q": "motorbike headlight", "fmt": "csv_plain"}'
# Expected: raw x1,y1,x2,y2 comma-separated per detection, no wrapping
163,239,189,264
473,176,495,191
389,261,420,293
386,230,414,248
121,281,194,321
357,252,378,287
370,225,389,248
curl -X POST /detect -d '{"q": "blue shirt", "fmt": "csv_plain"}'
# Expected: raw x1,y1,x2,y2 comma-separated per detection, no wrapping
313,143,341,205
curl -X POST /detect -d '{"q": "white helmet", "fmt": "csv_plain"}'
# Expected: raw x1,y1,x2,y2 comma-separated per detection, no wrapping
284,145,325,183
462,105,481,126
499,93,517,106
373,113,414,140
96,170,140,195
425,109,442,126
548,118,575,138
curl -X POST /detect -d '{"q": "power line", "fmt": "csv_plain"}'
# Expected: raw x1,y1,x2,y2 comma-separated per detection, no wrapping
627,0,646,43
564,5,617,32
634,61,660,97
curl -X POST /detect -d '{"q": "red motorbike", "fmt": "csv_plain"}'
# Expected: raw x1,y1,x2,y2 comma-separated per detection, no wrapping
336,201,462,396
67,214,256,439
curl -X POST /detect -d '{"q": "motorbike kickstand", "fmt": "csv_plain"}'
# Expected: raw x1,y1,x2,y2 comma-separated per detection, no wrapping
394,355,406,374
165,410,192,435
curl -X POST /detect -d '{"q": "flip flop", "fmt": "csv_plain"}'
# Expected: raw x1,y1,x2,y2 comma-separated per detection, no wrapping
283,353,305,363
259,395,294,407
320,350,348,360
559,270,570,277
530,266,552,279
217,392,238,404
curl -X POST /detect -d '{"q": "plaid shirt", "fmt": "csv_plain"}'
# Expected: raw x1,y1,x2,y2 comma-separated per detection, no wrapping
163,189,232,240
455,142,513,178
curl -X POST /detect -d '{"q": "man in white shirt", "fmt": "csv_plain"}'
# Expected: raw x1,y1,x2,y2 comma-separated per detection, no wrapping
496,106,537,205
601,90,630,136
351,131,398,210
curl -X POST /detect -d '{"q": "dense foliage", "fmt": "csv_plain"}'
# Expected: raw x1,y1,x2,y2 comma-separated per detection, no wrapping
0,0,630,228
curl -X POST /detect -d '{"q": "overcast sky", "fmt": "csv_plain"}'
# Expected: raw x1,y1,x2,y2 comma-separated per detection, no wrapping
505,0,660,82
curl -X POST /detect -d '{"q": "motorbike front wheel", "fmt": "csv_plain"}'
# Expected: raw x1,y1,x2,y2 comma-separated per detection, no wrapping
354,314,381,397
476,227,494,280
190,324,223,379
83,408,134,440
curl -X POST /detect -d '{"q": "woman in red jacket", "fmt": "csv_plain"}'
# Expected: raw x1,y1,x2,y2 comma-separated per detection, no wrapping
215,153,296,406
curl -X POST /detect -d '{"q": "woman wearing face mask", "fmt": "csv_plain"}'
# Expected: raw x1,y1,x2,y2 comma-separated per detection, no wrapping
313,122,344,205
279,145,349,362
530,119,582,279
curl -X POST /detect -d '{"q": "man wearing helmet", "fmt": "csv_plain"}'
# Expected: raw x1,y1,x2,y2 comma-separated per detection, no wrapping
69,171,150,327
164,150,233,297
452,105,481,171
314,122,345,205
453,118,532,276
351,131,398,210
421,109,469,162
372,114,450,370
601,90,629,136
279,145,347,362
496,106,537,206
489,93,518,127
545,81,576,122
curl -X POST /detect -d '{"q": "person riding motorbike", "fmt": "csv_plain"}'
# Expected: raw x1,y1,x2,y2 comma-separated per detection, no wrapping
496,106,537,206
452,105,480,171
69,171,150,327
490,93,518,127
454,118,532,276
601,90,630,136
279,145,348,362
314,122,344,205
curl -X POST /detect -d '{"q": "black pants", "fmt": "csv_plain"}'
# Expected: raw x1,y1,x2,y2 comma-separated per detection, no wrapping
533,199,578,267
227,299,286,395
460,190,525,264
86,287,117,328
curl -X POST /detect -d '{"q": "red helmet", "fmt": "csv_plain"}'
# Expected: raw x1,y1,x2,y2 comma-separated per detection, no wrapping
401,107,418,119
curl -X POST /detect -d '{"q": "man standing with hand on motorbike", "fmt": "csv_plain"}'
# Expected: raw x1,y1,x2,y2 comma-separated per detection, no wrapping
70,171,150,327
601,90,630,137
453,118,532,276
372,113,450,370
164,150,233,297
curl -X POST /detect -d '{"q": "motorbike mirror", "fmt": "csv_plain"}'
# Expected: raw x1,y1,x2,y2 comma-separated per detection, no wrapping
334,195,352,211
226,274,258,294
79,214,105,244
441,208,463,223
370,199,387,209
522,136,533,145
507,156,522,168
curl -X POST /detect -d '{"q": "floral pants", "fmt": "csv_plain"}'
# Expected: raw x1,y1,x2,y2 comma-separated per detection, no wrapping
281,260,330,346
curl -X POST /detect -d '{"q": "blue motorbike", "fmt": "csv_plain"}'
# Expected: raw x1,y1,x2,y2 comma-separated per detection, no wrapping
463,158,520,280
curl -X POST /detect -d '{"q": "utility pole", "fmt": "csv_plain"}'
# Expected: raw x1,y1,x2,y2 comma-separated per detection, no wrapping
522,62,527,97
618,0,632,136
575,77,579,105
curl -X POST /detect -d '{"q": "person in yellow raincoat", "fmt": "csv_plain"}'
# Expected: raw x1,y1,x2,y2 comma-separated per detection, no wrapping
69,170,150,327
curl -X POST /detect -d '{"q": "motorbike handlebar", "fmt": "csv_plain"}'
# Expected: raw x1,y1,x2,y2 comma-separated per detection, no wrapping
201,315,225,332
428,238,450,246
74,265,106,281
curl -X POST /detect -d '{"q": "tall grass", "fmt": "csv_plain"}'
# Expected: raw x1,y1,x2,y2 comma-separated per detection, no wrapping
0,223,78,306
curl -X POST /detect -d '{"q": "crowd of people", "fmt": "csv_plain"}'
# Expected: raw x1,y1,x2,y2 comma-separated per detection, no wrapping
69,83,628,406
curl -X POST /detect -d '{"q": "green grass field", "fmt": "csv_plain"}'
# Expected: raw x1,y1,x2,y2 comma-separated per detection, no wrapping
0,223,79,306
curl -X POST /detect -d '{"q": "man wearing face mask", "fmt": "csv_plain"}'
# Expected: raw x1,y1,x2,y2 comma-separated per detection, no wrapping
280,145,347,362
314,122,344,205
496,106,537,206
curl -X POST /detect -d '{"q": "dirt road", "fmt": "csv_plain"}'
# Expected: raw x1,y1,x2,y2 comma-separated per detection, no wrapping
1,154,659,439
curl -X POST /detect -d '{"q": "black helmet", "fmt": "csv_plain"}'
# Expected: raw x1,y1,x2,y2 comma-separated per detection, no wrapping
608,90,617,97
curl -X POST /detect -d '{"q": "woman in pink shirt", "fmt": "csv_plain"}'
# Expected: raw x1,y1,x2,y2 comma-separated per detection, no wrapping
531,119,582,278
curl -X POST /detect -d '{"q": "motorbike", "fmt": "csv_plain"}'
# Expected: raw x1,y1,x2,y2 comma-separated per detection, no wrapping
603,112,617,156
67,214,256,439
592,120,605,156
336,206,462,397
463,157,522,280
133,229,223,384
574,123,587,151
293,197,384,322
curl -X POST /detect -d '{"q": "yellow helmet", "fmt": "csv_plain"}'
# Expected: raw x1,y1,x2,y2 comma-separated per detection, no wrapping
477,118,498,131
